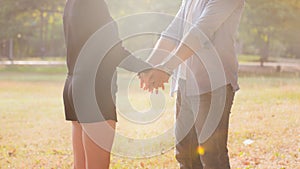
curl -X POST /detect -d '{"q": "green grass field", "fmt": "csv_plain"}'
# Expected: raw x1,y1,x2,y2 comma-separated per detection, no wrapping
0,66,299,169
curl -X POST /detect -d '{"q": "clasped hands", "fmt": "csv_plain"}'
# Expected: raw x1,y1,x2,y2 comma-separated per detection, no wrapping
138,68,170,93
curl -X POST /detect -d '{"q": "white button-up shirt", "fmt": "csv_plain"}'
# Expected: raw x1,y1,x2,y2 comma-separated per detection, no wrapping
161,0,245,96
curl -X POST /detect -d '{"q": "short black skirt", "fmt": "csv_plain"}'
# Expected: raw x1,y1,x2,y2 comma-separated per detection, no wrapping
63,75,117,123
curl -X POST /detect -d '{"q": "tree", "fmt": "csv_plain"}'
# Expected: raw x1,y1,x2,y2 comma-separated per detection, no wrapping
1,0,299,61
0,0,65,59
0,0,181,59
239,0,300,65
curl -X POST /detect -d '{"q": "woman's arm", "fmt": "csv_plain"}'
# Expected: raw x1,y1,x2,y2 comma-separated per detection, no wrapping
118,47,152,73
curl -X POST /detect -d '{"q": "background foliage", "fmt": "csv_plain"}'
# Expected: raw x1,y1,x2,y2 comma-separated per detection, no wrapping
0,0,299,60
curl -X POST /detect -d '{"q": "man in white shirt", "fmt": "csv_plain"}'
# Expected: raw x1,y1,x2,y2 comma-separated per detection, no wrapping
140,0,245,168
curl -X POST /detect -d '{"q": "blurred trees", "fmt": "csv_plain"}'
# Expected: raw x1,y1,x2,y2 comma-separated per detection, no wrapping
0,0,299,60
0,0,65,59
239,0,300,63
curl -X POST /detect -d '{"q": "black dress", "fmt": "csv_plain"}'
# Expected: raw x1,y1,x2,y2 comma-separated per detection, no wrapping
63,0,151,123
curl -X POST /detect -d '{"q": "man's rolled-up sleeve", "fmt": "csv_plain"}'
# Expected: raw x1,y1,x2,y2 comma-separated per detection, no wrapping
161,1,186,41
181,0,242,51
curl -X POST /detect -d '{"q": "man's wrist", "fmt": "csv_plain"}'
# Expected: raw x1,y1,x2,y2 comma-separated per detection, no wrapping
137,68,152,76
155,64,173,76
157,53,183,75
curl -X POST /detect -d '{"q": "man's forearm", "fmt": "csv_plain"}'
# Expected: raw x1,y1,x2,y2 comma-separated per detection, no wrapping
158,0,242,72
159,38,195,72
146,37,178,66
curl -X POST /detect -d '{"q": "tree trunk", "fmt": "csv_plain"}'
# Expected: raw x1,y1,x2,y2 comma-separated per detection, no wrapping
260,34,270,67
40,10,45,59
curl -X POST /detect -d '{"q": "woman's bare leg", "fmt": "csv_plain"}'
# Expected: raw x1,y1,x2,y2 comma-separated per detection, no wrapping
72,121,86,169
82,120,116,169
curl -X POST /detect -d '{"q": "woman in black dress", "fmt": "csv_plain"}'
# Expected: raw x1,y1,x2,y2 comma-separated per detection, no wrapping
63,0,151,168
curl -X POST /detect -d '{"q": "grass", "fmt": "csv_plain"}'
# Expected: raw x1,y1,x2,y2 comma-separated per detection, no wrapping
0,65,67,74
238,54,262,63
0,54,269,63
237,54,300,64
0,56,66,62
0,68,299,169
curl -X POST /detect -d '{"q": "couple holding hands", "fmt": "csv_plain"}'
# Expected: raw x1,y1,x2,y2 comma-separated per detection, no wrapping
63,0,244,168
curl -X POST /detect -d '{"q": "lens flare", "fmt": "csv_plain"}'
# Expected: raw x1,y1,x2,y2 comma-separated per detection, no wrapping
197,146,205,155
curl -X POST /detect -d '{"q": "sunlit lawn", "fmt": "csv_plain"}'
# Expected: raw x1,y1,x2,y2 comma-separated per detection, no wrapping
0,67,299,169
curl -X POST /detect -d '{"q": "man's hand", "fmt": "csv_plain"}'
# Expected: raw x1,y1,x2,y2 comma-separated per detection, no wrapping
139,69,170,93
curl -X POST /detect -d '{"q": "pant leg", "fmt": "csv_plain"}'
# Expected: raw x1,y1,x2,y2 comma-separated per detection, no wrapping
175,81,203,169
191,85,235,169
